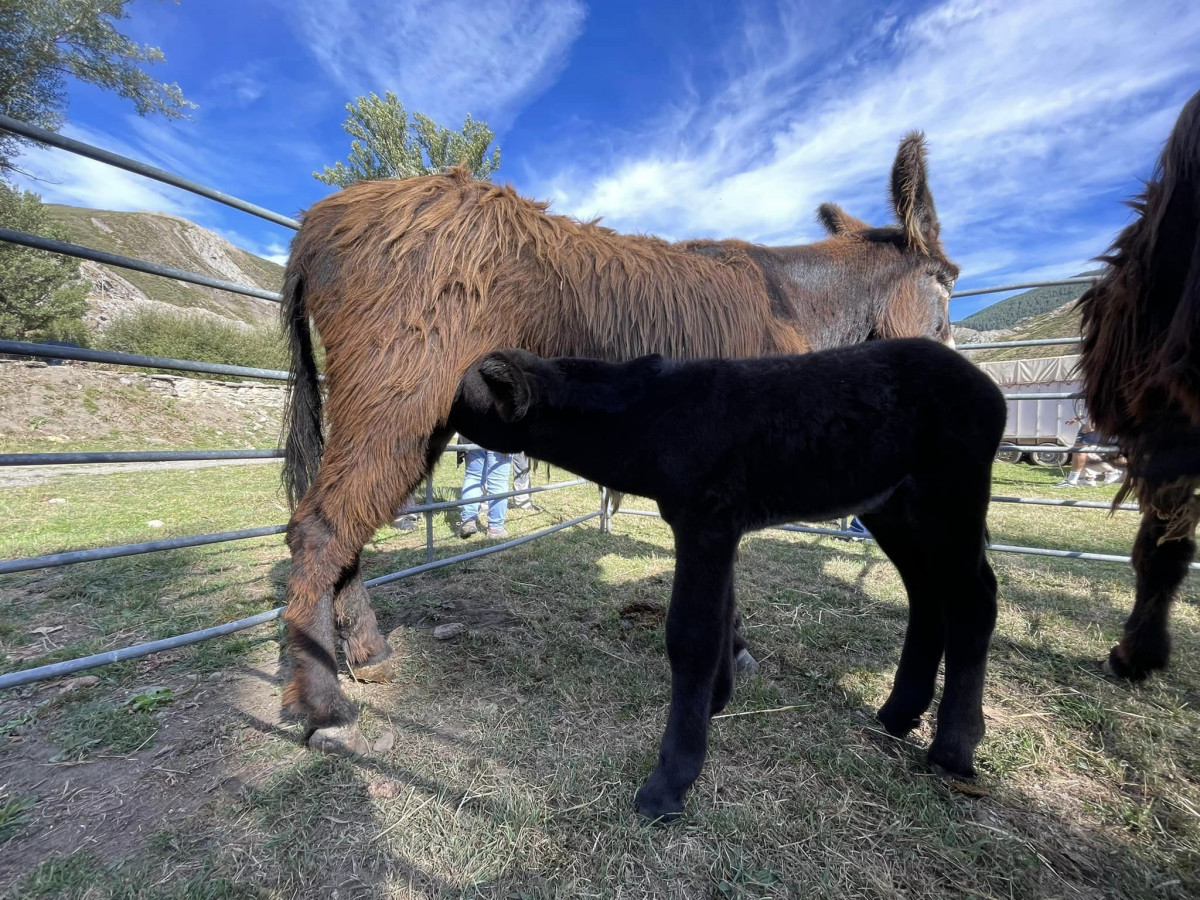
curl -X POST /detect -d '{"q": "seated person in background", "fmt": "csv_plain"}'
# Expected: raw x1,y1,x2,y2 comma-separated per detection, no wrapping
1057,412,1122,487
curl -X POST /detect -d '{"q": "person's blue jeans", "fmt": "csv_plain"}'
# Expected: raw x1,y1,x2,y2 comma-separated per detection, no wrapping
460,449,512,529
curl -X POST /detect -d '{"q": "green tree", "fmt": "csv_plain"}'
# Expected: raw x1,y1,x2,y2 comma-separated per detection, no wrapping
0,0,194,170
0,183,89,343
315,91,500,187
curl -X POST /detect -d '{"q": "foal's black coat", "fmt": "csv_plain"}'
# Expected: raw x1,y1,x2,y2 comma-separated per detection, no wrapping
450,338,1007,820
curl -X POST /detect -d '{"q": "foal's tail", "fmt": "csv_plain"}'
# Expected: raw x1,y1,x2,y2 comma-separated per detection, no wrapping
281,265,323,510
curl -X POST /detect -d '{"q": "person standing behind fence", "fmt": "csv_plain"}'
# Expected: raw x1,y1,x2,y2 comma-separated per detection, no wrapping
511,452,536,510
459,447,512,538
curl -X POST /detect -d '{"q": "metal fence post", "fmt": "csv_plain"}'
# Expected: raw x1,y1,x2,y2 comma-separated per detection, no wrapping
425,476,435,565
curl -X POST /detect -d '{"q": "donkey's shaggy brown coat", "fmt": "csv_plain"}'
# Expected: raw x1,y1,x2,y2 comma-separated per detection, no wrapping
279,134,960,745
1077,88,1200,679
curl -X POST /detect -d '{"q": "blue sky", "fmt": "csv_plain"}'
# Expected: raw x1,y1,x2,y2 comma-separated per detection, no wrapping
14,0,1200,319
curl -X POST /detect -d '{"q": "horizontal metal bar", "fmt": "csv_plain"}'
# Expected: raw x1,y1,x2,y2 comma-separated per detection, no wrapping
0,608,285,691
0,228,282,303
1001,392,1082,400
0,339,290,381
0,450,283,466
396,478,585,516
990,495,1138,511
2,479,583,576
987,542,1200,569
615,510,1193,569
999,444,1119,454
366,511,601,588
952,277,1096,299
0,525,287,575
959,337,1082,350
1,512,600,689
0,114,301,231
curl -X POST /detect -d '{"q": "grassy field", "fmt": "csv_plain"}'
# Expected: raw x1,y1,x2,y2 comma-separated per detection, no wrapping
0,457,1197,898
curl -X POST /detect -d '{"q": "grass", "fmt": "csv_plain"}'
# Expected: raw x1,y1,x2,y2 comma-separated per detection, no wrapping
0,458,1197,898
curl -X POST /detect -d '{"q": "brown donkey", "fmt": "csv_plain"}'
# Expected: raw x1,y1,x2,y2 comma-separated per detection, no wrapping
280,132,961,752
1077,88,1200,681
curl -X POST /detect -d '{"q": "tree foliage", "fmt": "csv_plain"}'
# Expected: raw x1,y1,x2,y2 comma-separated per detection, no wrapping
315,91,500,188
0,0,194,170
0,183,89,343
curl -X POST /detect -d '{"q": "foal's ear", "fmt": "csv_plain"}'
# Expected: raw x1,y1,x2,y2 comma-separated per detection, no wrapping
478,351,533,422
816,203,870,236
889,131,941,255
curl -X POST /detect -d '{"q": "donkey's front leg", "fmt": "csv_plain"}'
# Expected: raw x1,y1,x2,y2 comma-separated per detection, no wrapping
635,528,739,822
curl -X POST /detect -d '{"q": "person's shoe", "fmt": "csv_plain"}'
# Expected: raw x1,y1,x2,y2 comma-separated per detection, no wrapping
487,526,510,540
458,519,479,538
1055,479,1082,487
513,499,537,511
1102,471,1123,485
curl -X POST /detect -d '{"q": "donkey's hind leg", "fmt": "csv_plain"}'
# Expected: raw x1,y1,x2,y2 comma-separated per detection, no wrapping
1108,486,1198,679
282,426,429,752
337,424,455,683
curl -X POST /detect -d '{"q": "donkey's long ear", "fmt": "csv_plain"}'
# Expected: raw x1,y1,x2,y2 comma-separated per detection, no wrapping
817,203,871,236
890,131,940,255
479,351,533,422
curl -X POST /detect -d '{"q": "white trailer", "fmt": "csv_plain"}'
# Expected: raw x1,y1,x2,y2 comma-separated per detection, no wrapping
974,355,1082,466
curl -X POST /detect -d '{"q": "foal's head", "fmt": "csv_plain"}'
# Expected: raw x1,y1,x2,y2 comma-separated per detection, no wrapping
814,132,960,347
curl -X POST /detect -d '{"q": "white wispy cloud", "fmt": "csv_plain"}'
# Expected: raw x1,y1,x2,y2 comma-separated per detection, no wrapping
531,0,1200,301
13,123,206,218
282,0,587,127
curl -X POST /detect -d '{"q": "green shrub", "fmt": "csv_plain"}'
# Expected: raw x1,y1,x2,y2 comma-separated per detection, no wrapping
96,308,292,379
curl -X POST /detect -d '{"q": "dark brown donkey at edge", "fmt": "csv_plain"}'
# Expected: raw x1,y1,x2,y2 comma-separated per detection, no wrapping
1077,88,1200,682
279,132,961,754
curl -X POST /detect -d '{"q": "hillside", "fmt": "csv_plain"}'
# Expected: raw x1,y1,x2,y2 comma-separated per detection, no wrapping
958,302,1083,362
955,271,1100,331
44,205,285,330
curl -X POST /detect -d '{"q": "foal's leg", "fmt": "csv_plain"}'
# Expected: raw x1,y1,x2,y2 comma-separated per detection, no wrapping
864,506,944,737
1108,488,1198,679
337,424,455,683
635,527,739,821
916,488,997,782
712,581,737,717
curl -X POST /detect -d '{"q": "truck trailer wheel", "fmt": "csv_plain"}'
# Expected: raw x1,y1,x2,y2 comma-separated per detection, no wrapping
995,449,1024,464
1031,450,1070,467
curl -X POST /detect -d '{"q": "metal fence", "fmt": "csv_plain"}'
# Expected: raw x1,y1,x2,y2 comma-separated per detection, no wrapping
0,115,1192,692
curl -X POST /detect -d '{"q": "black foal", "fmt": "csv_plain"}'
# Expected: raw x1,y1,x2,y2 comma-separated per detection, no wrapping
450,338,1007,820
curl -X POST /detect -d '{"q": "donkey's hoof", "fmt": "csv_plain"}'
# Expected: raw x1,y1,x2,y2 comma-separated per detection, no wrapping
349,651,400,684
735,648,761,676
307,723,370,758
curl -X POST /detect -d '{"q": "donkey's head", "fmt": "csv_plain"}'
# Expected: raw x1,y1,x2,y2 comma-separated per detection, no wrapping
816,132,959,348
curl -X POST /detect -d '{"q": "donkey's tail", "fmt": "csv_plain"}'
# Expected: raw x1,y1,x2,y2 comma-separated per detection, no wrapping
281,265,323,510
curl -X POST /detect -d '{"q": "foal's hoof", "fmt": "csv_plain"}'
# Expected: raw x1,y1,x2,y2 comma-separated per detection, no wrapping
1104,644,1163,682
307,723,370,758
634,773,686,823
735,648,761,676
876,705,920,738
927,744,977,786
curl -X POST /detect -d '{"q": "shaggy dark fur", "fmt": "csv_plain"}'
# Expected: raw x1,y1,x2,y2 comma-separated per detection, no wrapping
451,338,1006,820
1077,88,1200,679
279,134,961,746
